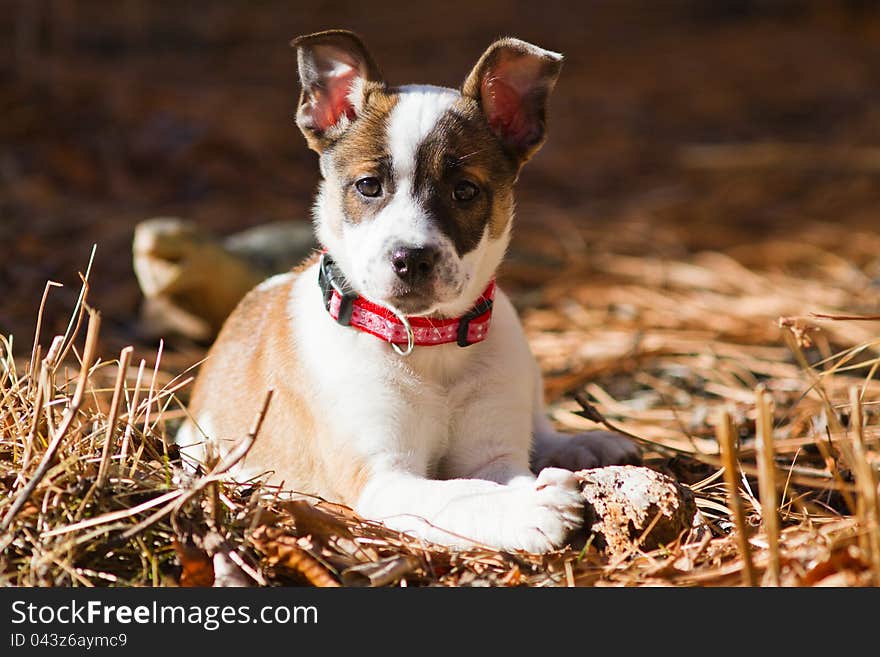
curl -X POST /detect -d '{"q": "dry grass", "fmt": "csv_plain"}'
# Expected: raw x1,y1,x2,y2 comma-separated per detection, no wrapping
2,228,880,587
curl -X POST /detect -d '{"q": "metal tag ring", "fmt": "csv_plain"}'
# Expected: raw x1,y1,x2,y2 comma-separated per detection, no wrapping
389,309,415,357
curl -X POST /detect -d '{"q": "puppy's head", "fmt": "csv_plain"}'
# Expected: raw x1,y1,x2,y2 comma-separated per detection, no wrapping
293,30,562,316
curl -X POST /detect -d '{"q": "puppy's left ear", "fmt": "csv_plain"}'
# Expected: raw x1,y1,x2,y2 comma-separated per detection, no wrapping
292,30,384,152
463,38,563,164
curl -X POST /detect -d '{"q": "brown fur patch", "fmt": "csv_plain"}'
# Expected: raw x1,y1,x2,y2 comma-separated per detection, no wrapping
183,263,370,505
413,95,519,254
327,87,399,225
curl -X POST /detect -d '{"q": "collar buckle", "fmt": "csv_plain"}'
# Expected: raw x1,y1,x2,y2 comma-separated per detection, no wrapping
318,253,358,326
456,297,494,347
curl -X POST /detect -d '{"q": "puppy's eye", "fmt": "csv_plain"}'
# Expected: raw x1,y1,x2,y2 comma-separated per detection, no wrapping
355,177,382,198
452,180,479,202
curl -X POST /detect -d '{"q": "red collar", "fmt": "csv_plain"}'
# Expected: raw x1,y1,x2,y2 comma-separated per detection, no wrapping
318,254,495,354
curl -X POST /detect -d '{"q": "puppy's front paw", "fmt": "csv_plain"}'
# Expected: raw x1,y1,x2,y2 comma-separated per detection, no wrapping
532,431,642,473
511,468,584,553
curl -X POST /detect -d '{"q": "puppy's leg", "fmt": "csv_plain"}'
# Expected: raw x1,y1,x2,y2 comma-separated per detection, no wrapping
529,367,642,472
355,390,585,553
356,466,583,553
532,426,642,472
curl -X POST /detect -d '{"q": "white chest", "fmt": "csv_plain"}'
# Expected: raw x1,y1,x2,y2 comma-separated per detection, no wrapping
291,265,498,473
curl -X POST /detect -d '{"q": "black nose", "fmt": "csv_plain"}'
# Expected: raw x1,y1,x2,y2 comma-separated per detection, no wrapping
390,246,438,285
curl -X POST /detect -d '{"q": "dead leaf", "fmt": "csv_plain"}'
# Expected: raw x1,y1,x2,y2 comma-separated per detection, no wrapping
282,499,354,540
801,544,869,586
251,526,340,587
174,539,214,587
341,556,418,587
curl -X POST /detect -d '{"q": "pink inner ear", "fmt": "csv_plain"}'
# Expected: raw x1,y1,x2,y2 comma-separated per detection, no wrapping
312,67,359,132
482,75,535,147
480,51,546,151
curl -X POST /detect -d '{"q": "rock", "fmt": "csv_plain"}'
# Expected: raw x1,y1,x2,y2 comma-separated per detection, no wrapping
575,466,696,555
132,218,317,340
223,221,317,274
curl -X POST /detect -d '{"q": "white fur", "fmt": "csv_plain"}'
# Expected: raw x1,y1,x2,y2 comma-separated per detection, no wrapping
387,85,458,178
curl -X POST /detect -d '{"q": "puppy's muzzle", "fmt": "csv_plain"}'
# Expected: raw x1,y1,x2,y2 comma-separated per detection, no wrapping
390,245,439,286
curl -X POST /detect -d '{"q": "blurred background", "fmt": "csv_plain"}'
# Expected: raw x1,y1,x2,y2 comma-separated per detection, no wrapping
3,0,880,353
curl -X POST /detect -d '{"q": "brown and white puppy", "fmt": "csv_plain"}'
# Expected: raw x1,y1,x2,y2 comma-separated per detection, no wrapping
177,30,639,553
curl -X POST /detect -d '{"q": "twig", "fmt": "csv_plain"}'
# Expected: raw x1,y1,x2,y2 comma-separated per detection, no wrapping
19,336,63,476
1,309,101,532
97,346,133,488
811,312,880,321
142,339,163,441
716,409,756,586
755,386,780,586
849,386,880,585
55,245,96,368
41,489,183,538
120,358,146,463
28,280,63,384
573,392,681,459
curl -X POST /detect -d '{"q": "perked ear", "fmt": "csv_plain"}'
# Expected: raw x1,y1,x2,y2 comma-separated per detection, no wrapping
462,38,563,164
291,30,384,152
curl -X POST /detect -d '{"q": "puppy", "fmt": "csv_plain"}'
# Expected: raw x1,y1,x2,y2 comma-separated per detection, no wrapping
177,30,639,553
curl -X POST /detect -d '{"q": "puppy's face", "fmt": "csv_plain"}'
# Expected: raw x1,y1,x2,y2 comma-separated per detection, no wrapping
294,31,562,316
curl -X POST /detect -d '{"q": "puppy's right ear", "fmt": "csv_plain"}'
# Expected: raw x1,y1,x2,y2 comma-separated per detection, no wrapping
292,30,384,152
